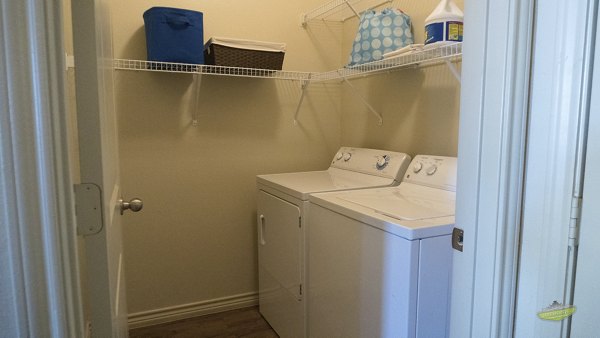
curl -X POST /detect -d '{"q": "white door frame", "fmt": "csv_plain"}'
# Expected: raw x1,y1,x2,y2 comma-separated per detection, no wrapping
451,0,534,336
514,0,597,336
0,0,84,337
571,7,600,333
453,0,598,337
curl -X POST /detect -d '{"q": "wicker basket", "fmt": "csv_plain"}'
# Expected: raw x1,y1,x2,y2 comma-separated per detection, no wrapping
204,40,285,70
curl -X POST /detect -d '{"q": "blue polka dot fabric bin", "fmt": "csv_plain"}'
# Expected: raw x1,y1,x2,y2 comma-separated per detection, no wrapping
348,8,413,66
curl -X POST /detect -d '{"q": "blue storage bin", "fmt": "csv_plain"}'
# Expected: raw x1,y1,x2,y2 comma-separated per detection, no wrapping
143,7,204,64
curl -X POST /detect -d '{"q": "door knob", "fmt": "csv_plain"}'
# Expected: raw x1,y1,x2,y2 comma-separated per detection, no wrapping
119,198,143,215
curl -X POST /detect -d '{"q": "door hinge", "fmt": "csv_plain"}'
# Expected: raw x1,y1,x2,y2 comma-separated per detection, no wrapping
568,197,582,246
299,216,302,228
74,183,104,236
299,284,303,296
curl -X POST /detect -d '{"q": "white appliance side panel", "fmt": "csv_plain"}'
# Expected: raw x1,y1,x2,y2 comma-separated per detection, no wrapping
308,204,419,338
257,191,303,338
416,235,453,338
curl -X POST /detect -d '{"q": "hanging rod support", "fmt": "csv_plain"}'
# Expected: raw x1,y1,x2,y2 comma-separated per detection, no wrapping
445,60,461,83
341,74,383,125
293,74,312,125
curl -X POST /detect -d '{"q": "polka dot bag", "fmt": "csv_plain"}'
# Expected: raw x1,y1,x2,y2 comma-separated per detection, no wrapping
347,8,413,67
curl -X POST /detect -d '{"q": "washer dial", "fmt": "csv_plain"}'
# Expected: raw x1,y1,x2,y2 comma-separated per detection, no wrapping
376,155,389,170
426,165,438,175
413,162,423,173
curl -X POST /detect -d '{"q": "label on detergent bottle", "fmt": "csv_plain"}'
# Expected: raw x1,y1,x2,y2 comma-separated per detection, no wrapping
425,21,463,44
447,21,463,41
425,22,444,44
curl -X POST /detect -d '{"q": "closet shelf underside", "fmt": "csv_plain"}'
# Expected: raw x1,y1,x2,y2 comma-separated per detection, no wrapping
113,42,462,83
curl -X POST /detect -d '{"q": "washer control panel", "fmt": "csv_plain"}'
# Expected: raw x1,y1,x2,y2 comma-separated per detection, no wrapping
330,147,411,180
403,155,457,191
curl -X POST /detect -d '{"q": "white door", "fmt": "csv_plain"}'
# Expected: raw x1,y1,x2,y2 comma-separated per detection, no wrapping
570,16,600,335
257,191,303,338
71,0,134,337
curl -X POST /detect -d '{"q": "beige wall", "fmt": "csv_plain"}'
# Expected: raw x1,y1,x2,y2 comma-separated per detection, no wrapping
110,0,462,316
111,0,343,314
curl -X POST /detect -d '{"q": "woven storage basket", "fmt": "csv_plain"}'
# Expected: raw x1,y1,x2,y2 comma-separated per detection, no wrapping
204,38,285,70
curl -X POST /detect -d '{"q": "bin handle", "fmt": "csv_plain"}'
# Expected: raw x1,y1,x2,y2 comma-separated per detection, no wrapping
166,15,191,28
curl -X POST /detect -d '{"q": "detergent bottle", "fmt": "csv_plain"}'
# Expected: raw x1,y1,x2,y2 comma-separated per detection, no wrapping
424,0,463,45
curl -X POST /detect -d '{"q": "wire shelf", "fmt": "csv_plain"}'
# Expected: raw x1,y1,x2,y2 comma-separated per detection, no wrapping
302,0,392,24
113,43,461,126
113,59,311,81
311,42,463,82
114,43,461,83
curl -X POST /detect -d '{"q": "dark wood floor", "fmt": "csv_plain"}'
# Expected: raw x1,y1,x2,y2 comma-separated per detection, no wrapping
129,306,279,338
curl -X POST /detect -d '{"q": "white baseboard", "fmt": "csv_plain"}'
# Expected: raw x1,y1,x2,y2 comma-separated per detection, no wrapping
127,292,259,329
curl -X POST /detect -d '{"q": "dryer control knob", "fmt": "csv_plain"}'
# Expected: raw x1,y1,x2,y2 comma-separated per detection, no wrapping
343,153,352,162
426,165,438,175
335,152,343,161
413,162,423,173
376,155,389,170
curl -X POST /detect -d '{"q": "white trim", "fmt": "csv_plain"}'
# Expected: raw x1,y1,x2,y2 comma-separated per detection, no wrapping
128,292,259,329
571,9,600,333
0,0,83,337
450,0,534,336
513,0,598,336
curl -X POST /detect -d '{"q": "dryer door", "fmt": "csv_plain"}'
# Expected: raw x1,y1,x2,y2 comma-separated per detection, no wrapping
257,190,303,338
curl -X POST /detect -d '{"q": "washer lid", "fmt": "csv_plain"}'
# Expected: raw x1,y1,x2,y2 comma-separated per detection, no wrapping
338,182,455,221
257,168,397,200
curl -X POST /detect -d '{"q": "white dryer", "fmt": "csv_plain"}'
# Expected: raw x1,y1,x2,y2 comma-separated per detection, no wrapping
256,147,411,338
307,155,457,338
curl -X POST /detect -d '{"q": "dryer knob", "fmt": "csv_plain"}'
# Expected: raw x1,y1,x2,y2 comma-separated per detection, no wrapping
426,165,438,175
376,155,389,170
335,152,343,161
413,162,423,173
343,153,352,162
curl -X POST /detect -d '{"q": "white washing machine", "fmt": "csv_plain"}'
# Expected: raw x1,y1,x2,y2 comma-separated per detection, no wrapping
307,155,457,338
256,147,412,338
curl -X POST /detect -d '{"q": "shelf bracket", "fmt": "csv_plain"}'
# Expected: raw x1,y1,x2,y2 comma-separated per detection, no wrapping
191,73,203,126
293,74,312,125
340,73,383,125
445,60,461,83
